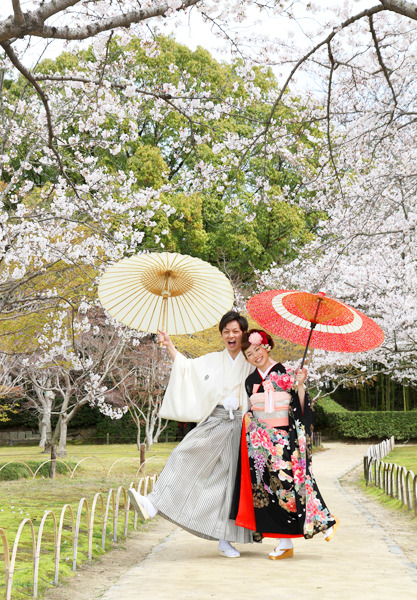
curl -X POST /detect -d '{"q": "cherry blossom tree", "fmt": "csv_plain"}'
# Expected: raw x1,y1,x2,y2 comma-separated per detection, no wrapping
16,307,137,456
2,0,417,407
115,338,171,450
0,353,23,422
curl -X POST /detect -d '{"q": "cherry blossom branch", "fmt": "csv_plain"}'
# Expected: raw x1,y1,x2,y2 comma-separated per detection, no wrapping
0,0,201,43
0,41,54,147
369,15,397,110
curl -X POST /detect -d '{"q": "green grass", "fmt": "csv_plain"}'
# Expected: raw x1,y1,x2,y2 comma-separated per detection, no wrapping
0,442,176,599
383,445,417,474
359,478,413,513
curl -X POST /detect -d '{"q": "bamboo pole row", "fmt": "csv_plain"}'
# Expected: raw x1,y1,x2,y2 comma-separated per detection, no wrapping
363,438,417,515
0,455,149,480
0,474,156,600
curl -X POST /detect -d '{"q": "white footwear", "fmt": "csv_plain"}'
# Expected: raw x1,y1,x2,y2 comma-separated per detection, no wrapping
128,488,157,519
269,547,294,560
218,540,240,558
324,517,340,541
269,539,294,560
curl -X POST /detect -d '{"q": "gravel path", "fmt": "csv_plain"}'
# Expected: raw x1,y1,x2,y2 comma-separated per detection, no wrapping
91,442,417,600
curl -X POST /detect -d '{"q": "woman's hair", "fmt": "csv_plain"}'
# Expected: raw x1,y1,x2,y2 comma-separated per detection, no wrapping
241,328,275,354
218,311,248,333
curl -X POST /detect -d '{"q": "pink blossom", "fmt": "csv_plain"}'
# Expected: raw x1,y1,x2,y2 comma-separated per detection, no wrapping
277,373,294,391
248,332,263,345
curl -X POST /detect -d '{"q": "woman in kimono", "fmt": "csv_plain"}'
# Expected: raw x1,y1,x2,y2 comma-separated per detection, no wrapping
231,329,339,559
128,311,254,558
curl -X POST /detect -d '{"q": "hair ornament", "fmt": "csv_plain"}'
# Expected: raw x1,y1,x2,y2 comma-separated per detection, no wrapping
248,330,271,351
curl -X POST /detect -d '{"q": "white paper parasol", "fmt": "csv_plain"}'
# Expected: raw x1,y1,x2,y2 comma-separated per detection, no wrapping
97,252,234,335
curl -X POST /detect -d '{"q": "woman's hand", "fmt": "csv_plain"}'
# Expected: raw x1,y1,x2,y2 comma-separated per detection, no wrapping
294,367,307,413
294,366,307,385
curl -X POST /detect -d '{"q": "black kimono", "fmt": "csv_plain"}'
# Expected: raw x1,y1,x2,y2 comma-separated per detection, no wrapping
231,362,336,540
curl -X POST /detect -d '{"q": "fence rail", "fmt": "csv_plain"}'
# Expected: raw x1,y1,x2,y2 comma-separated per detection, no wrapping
363,436,417,515
0,474,157,600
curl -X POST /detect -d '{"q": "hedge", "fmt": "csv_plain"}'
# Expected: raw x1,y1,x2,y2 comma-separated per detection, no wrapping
0,404,183,444
315,397,417,440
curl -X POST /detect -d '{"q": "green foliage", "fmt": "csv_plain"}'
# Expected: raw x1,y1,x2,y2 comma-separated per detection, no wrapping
29,34,323,283
0,402,19,423
314,396,348,429
0,402,101,430
95,411,140,442
127,144,169,189
315,396,417,440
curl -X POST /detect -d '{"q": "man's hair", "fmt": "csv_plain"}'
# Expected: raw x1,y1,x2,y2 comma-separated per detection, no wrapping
218,311,248,333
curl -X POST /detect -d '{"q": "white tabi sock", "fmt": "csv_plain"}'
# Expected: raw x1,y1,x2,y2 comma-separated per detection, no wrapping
218,539,240,558
277,538,293,550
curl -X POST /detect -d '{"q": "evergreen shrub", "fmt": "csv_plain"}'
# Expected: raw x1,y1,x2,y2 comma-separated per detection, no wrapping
315,397,417,440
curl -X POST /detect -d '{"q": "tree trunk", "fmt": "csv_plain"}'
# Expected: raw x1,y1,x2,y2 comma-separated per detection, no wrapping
39,402,52,450
139,443,145,474
146,428,153,451
39,416,47,449
403,381,409,411
385,376,391,411
153,411,168,444
57,417,68,457
49,444,57,478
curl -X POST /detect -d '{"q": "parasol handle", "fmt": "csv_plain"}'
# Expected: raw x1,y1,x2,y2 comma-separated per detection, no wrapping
299,296,323,370
300,322,316,370
159,289,170,348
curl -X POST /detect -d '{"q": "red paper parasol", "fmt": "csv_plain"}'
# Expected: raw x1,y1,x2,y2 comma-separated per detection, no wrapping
247,290,384,367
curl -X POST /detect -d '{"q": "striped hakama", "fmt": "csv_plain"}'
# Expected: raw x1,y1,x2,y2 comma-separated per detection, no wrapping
147,406,252,543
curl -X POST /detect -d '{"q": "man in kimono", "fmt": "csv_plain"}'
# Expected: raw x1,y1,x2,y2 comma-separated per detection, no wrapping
128,311,253,557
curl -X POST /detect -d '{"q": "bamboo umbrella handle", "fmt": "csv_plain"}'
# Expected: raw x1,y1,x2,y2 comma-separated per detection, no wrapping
159,292,170,348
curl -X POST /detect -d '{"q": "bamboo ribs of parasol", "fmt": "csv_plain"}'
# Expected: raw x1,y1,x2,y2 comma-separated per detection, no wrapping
97,252,235,340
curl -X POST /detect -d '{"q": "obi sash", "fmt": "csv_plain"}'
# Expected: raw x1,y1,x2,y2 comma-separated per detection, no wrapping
249,391,291,427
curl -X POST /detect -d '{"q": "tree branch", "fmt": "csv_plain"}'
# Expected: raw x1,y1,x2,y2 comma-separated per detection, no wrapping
0,0,200,43
379,0,417,20
11,1,25,27
369,14,397,109
0,40,54,146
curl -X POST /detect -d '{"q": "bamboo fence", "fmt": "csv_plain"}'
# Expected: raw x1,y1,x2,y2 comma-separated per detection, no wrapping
0,473,157,600
363,436,417,515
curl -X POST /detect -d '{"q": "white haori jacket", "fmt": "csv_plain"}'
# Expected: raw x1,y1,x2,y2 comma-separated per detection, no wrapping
159,349,253,424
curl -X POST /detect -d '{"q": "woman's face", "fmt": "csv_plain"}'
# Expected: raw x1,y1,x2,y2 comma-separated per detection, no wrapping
244,344,271,370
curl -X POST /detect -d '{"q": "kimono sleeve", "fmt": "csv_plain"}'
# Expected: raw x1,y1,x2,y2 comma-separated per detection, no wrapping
159,352,220,422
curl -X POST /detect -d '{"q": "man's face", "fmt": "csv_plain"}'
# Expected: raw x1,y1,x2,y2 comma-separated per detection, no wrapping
220,320,244,356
